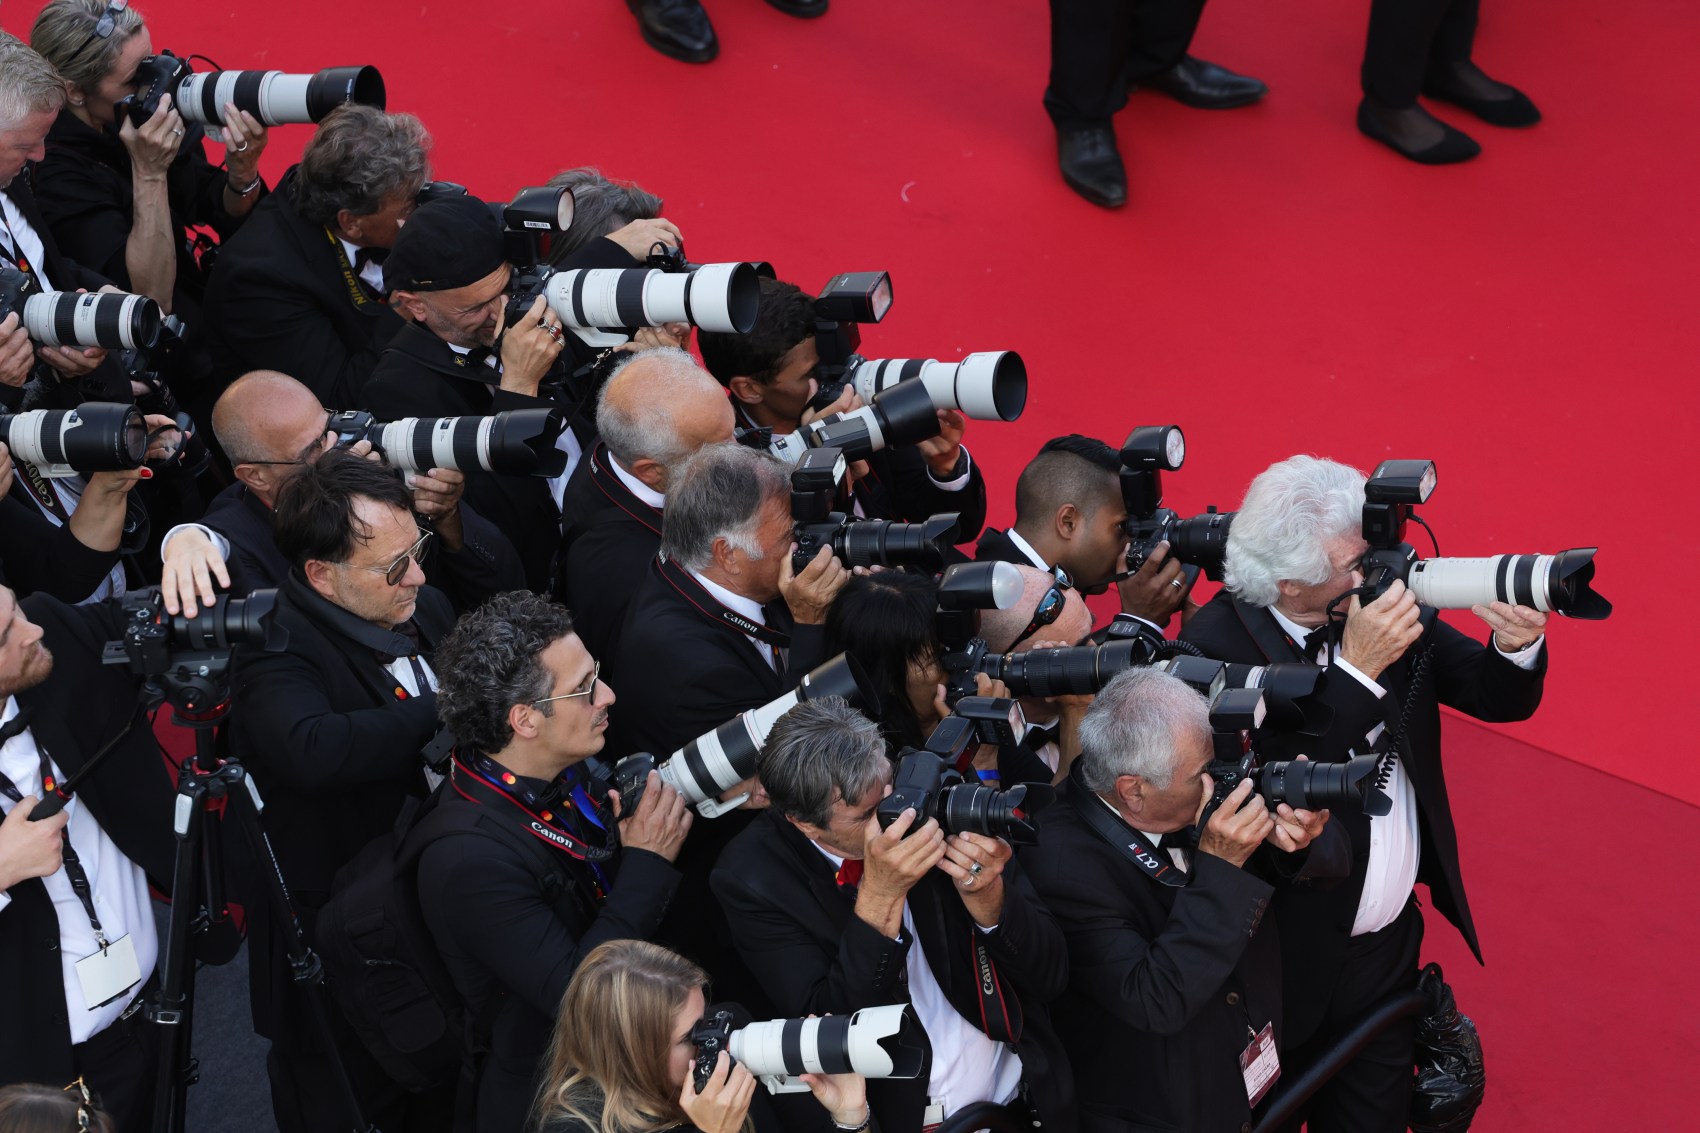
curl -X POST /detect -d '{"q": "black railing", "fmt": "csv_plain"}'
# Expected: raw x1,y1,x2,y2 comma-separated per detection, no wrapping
934,1100,1033,1133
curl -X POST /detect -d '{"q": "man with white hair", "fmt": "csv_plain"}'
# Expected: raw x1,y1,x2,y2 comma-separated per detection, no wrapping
1023,667,1333,1133
1180,454,1548,1133
555,346,736,662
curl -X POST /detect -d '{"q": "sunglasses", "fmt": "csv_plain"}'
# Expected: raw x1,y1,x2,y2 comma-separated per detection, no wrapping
1010,583,1068,649
531,660,601,707
66,1,129,65
336,529,432,586
62,1077,94,1131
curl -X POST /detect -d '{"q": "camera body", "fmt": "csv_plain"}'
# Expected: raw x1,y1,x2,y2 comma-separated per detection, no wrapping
934,560,1024,706
1117,425,1233,582
118,52,192,127
788,446,959,574
118,52,385,128
102,587,288,712
876,708,1052,845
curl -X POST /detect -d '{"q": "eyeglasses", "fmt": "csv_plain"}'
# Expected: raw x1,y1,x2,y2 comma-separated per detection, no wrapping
240,414,339,468
66,1,129,65
1010,583,1068,649
62,1077,94,1131
531,660,601,708
336,529,432,586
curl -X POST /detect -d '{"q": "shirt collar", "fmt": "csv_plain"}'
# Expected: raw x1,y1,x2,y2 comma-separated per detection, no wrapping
1005,528,1050,570
608,453,665,509
689,570,766,628
1091,790,1169,848
1267,604,1317,648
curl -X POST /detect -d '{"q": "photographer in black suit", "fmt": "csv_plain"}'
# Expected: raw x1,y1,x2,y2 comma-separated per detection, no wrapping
712,697,1074,1133
422,590,692,1133
1023,667,1336,1133
203,104,430,404
229,448,457,1133
1180,455,1548,1133
698,277,988,541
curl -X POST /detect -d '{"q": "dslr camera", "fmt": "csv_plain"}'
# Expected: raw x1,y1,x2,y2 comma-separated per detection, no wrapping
933,560,1024,706
691,1004,925,1094
789,447,959,573
1356,460,1611,620
1117,425,1233,583
0,266,161,353
876,700,1053,845
118,52,384,127
103,587,289,713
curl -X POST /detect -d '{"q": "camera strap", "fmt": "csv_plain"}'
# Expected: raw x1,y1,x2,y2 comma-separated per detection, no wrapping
586,445,663,535
11,459,68,520
1070,776,1189,889
654,555,793,649
966,925,1023,1044
324,227,376,309
449,756,616,887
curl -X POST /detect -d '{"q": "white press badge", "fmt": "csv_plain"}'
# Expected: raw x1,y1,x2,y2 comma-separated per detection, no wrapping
1240,1022,1281,1107
75,933,142,1010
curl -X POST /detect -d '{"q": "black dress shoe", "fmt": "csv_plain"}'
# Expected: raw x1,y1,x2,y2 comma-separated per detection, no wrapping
1421,77,1541,127
1143,56,1268,109
1356,99,1481,164
764,0,830,16
1057,126,1127,208
628,0,719,63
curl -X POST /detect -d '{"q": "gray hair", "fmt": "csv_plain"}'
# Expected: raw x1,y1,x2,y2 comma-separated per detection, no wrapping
30,0,146,95
596,347,723,471
545,167,663,264
294,104,431,228
0,33,68,132
660,443,789,572
434,591,575,758
758,697,889,829
1223,455,1366,608
1076,668,1210,794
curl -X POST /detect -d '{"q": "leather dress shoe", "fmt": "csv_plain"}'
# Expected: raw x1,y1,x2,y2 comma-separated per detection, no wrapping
1143,56,1268,109
764,0,830,16
1422,76,1541,128
1057,126,1127,208
1356,99,1481,164
628,0,719,63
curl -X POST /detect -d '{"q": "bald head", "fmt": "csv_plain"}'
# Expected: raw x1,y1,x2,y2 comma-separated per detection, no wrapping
213,372,329,466
980,565,1094,653
597,347,736,491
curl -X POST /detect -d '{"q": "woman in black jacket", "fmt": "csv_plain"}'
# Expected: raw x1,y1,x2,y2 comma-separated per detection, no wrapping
530,940,868,1133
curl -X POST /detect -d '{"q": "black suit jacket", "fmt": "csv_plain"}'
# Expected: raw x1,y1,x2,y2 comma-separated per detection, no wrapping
1021,775,1282,1133
362,321,593,592
0,595,177,1088
974,527,1039,568
711,811,1075,1133
1179,589,1547,1045
198,480,522,610
0,494,119,601
203,166,404,403
555,442,664,664
854,446,988,544
416,783,679,1133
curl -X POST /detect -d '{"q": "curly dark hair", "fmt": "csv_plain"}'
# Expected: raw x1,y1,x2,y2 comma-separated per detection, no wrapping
434,591,575,758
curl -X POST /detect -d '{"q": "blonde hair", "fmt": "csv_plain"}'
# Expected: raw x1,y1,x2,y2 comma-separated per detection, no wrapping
30,0,147,96
531,940,747,1133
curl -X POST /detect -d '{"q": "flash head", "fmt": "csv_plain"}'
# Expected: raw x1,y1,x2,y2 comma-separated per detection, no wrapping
937,561,1024,612
1365,459,1437,504
816,271,893,324
1121,425,1185,472
504,185,574,234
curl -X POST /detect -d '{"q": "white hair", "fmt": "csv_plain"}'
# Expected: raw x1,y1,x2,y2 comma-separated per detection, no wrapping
1076,668,1210,793
1223,455,1365,608
596,347,723,472
660,443,788,573
0,33,67,132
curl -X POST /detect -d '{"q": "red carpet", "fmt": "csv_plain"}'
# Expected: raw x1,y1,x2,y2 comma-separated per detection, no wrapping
11,0,1690,1124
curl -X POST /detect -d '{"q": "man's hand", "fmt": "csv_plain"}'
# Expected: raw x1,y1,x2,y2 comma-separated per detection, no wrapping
0,314,32,388
1264,758,1329,852
411,467,465,551
939,830,1010,927
38,342,106,380
800,387,863,429
496,294,564,397
679,1051,757,1133
1473,601,1547,653
856,807,945,937
779,544,849,625
616,322,692,355
605,217,684,261
160,527,231,616
1116,541,1189,623
119,93,184,179
1339,579,1422,681
1195,777,1273,869
613,771,692,862
0,796,68,892
916,409,966,478
0,442,13,504
797,1070,869,1131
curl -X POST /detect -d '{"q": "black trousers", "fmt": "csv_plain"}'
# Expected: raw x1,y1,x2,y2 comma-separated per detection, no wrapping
1289,898,1425,1133
1361,0,1481,107
71,996,159,1133
1045,0,1209,130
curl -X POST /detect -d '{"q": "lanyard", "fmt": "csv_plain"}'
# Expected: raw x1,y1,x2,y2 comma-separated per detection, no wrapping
324,227,375,308
450,757,616,895
0,721,111,947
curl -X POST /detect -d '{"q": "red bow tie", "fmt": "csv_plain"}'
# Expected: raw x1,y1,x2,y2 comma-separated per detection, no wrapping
835,859,863,889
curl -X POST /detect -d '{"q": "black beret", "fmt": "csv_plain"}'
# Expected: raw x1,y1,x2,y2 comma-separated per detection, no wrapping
385,194,504,293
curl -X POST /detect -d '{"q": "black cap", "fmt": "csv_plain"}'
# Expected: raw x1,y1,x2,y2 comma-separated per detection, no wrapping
384,194,504,293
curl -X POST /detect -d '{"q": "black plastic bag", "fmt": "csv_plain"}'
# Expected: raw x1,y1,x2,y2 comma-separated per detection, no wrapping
1410,962,1486,1132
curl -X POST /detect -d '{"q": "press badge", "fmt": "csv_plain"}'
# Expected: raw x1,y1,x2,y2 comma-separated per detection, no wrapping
1240,1023,1281,1107
75,934,142,1010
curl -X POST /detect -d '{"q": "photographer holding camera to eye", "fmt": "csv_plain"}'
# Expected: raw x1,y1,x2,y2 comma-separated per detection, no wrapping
1179,454,1548,1133
977,435,1192,635
226,446,461,1132
421,590,692,1133
1021,667,1335,1133
204,104,430,405
710,697,1073,1133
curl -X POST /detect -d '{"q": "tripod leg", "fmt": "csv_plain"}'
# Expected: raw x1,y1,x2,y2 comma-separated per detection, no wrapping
223,770,376,1133
151,776,208,1133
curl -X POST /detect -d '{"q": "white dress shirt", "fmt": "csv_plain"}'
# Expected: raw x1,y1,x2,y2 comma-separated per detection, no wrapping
444,341,585,503
691,571,777,672
1267,605,1542,936
1004,528,1049,570
0,192,49,285
0,697,157,1043
608,452,666,510
1092,792,1188,872
338,236,386,294
812,842,1023,1117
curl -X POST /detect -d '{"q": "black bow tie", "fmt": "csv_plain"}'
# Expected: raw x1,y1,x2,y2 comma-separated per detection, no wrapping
462,345,495,369
373,619,421,666
353,246,390,272
1158,826,1197,852
1302,626,1332,663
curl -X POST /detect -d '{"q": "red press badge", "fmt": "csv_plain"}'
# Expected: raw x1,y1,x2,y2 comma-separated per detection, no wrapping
1241,1022,1281,1107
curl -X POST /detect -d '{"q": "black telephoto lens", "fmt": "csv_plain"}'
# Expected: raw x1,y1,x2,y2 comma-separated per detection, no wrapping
169,590,286,652
0,404,148,472
939,781,1050,845
1259,754,1392,816
988,640,1143,698
834,514,959,570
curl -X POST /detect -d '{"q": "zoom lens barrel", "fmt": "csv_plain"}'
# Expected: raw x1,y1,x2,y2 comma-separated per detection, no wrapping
371,409,567,477
850,352,1027,421
1406,550,1612,620
545,263,760,333
980,640,1144,698
0,405,147,474
1258,754,1392,817
725,1005,926,1091
173,65,386,125
21,290,161,351
832,513,959,570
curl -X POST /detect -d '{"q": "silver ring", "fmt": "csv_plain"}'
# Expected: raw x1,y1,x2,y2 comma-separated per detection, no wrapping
969,861,983,875
233,140,248,152
172,127,184,137
963,875,975,887
1169,578,1185,590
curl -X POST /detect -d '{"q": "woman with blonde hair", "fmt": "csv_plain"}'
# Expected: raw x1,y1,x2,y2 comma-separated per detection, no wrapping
532,940,869,1133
